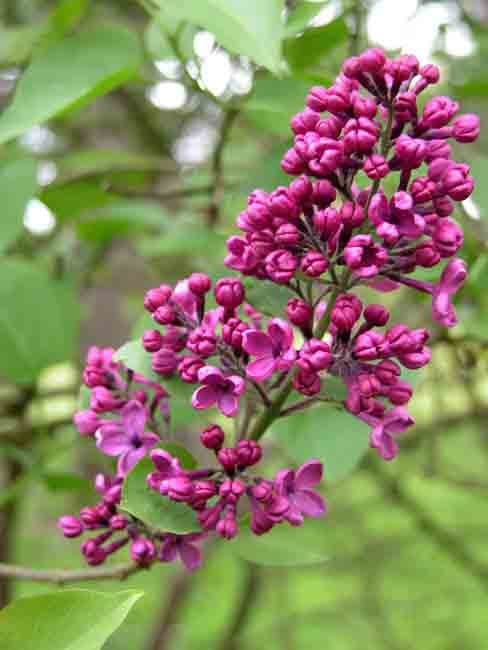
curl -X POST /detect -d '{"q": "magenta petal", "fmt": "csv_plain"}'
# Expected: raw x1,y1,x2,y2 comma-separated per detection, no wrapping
274,469,295,495
179,542,202,570
118,447,145,475
192,384,218,410
151,449,177,473
285,504,304,526
246,356,276,381
268,318,293,350
121,400,146,437
294,489,326,518
218,393,239,417
295,459,323,489
140,431,160,450
243,330,273,357
197,365,224,385
96,430,129,456
159,540,178,563
227,375,246,395
370,426,398,460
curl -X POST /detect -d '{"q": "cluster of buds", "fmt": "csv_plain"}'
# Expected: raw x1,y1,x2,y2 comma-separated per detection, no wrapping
74,347,169,475
147,426,325,541
58,473,206,570
60,49,477,572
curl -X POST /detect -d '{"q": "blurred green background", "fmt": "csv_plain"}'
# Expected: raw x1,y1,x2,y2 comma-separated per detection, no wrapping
1,0,488,648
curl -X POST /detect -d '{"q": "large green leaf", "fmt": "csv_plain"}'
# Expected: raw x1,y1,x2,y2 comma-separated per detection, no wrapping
121,458,201,534
0,589,142,650
284,1,329,37
0,260,79,384
232,517,330,566
284,16,348,70
114,340,160,383
0,24,142,144
0,158,38,252
76,199,170,242
275,404,370,481
154,0,285,75
244,77,312,135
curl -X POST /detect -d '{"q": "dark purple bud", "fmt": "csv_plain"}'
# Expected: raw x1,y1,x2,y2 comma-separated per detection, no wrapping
58,515,83,538
109,514,128,530
275,223,301,247
222,318,249,352
73,409,99,436
398,347,432,369
421,95,459,129
281,147,307,175
331,293,363,332
375,360,401,385
357,373,381,397
433,218,463,258
415,240,441,267
286,298,313,328
452,114,480,143
343,117,379,154
200,424,225,451
394,135,427,169
144,285,172,313
236,440,262,467
265,249,298,284
306,85,329,112
293,369,321,396
364,304,390,326
167,476,194,501
187,327,218,357
217,447,239,473
352,93,377,119
188,272,212,295
142,329,163,353
311,180,337,207
152,347,178,376
301,251,328,278
363,154,389,180
153,304,177,326
215,277,245,309
290,108,320,134
178,356,204,383
219,478,246,503
251,481,274,503
216,511,238,539
387,380,413,405
130,537,156,566
353,331,384,360
289,175,313,204
359,47,386,74
298,339,332,372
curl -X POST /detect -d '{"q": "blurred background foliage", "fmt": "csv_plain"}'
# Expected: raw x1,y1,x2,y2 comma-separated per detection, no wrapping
1,0,488,648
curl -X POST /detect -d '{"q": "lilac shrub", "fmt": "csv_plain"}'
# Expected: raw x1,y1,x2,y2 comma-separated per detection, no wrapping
60,49,478,570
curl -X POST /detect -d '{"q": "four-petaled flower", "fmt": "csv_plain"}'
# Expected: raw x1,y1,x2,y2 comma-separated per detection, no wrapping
159,533,205,570
243,318,296,381
95,400,159,475
192,366,245,417
275,460,326,525
362,406,414,460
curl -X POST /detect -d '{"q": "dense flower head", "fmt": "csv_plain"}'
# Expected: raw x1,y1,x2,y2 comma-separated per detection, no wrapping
60,48,476,573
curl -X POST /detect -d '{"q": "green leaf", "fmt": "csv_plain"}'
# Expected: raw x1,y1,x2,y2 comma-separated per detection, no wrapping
76,199,170,242
78,384,91,410
0,589,143,650
42,470,90,492
121,458,201,534
233,517,330,566
285,1,328,37
137,222,226,259
0,26,43,65
244,278,292,317
145,17,175,60
158,443,197,470
0,158,38,252
0,24,142,144
275,405,370,482
0,260,79,384
154,0,285,75
114,340,160,383
284,16,348,70
244,77,313,135
38,0,91,49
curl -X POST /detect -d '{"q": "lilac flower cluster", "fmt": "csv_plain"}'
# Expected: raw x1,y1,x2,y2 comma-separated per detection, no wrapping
60,49,477,572
147,427,324,540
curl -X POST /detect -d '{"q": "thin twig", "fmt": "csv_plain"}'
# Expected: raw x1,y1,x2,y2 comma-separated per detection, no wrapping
105,184,216,202
146,571,193,650
208,108,240,225
0,561,141,585
217,564,260,650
